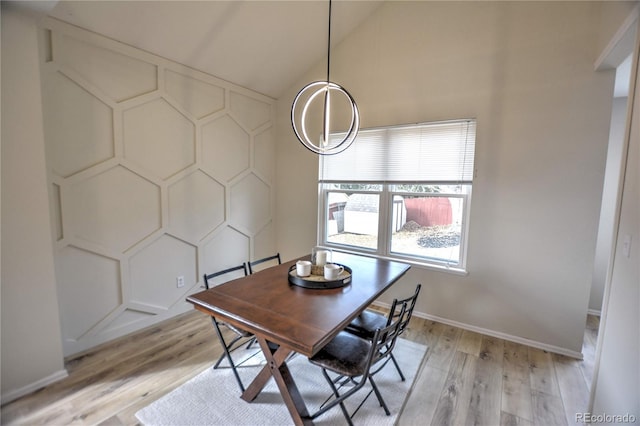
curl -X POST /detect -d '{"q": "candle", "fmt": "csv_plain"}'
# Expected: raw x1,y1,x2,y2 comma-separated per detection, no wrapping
316,250,327,266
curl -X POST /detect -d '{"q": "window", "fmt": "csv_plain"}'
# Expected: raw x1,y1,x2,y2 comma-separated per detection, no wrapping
318,119,476,272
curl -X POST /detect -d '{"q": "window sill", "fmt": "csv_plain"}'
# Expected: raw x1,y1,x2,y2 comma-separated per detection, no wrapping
404,258,469,276
328,247,469,276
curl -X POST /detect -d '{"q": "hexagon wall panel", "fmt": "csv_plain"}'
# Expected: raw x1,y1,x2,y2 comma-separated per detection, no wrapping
230,173,270,234
254,128,275,182
165,70,225,119
254,222,276,261
202,115,250,181
43,71,114,177
42,21,275,356
129,234,197,309
56,246,121,340
124,98,195,179
54,32,157,102
230,91,271,130
52,183,63,241
201,227,250,284
168,170,225,241
67,166,161,251
101,309,155,333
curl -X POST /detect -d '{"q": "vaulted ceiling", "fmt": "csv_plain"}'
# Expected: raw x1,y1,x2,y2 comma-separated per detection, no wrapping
44,0,383,99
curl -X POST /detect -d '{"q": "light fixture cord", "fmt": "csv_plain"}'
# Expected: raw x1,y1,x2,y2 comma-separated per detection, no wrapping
321,0,333,147
326,0,332,83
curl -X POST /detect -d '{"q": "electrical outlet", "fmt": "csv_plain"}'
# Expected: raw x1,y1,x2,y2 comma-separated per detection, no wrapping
176,276,185,288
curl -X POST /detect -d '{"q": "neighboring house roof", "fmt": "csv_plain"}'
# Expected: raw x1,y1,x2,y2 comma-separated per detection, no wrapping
345,193,379,213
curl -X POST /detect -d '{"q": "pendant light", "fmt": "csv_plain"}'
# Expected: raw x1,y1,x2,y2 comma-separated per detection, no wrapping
291,0,360,155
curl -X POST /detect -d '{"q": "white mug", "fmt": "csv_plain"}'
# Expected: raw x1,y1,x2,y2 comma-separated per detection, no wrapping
296,260,312,277
324,263,344,280
315,250,329,266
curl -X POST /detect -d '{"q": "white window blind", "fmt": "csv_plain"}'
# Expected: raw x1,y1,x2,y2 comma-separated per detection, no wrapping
320,119,476,183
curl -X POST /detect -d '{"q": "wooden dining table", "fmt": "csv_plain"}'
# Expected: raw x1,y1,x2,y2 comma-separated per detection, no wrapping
186,251,411,425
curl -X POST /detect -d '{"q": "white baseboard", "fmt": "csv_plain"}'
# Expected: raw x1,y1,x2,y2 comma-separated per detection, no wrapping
371,302,584,360
587,308,601,317
1,368,68,405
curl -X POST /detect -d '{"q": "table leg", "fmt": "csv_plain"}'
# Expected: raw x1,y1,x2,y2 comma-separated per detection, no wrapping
241,336,312,426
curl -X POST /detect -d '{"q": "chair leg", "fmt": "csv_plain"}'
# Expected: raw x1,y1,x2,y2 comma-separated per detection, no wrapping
390,353,406,381
211,319,245,392
213,333,245,368
245,336,256,350
322,369,353,426
368,375,390,415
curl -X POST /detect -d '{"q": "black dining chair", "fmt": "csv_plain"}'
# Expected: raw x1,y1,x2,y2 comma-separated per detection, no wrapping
305,303,407,425
203,263,256,392
247,252,281,274
344,284,422,381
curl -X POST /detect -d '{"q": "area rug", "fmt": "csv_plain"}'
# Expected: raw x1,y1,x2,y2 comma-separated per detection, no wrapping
136,338,427,426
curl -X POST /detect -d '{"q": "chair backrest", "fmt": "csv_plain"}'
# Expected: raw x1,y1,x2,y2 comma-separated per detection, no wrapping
366,302,407,373
203,263,248,290
386,284,421,335
247,253,281,274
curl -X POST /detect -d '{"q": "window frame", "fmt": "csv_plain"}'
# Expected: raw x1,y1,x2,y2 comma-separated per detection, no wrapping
316,119,476,275
318,183,472,274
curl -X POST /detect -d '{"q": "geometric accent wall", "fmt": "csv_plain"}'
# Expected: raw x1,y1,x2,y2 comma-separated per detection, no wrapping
40,19,276,356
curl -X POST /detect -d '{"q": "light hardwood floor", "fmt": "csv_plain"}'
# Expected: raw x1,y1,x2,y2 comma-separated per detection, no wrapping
1,310,599,426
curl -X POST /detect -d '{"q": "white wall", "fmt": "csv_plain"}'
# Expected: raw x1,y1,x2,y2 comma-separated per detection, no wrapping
591,15,640,419
1,1,279,403
277,1,623,356
1,4,67,402
38,18,277,356
590,96,628,313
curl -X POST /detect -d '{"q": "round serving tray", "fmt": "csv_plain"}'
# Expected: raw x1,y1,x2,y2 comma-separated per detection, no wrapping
288,264,352,289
